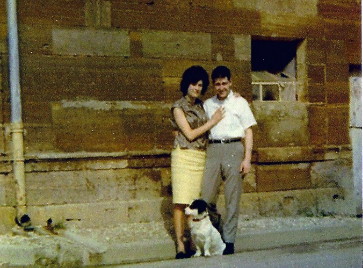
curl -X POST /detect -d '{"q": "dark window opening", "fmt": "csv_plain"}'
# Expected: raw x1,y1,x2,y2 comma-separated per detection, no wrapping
251,39,301,101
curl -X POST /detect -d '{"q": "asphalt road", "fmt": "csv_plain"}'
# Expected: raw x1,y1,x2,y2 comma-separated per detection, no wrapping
106,238,362,268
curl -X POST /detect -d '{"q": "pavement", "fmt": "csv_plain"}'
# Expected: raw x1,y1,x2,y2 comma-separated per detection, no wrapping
0,216,361,267
115,238,362,268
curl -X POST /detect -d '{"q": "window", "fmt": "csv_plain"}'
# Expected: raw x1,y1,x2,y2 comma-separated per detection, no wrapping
251,39,301,101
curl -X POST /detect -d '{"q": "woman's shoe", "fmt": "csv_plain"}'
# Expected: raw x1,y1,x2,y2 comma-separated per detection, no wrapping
175,251,188,259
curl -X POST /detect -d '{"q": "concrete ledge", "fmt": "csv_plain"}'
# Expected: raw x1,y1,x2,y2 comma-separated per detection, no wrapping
0,217,361,266
101,239,176,265
236,221,362,251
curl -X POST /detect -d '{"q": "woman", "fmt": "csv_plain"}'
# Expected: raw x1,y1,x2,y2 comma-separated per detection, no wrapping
170,65,224,259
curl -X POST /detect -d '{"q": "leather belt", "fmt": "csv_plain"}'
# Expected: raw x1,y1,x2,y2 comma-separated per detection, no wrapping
209,138,241,144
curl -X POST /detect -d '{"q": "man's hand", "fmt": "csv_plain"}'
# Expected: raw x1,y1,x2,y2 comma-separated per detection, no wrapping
240,159,251,174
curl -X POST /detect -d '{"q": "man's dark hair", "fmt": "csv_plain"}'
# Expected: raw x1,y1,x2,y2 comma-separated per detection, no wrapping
180,66,209,96
211,65,231,82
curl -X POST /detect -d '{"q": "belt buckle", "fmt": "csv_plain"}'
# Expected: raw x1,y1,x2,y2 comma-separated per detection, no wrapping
220,139,227,144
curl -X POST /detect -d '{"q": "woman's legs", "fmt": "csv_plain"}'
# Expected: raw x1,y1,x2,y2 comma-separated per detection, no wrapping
173,203,187,253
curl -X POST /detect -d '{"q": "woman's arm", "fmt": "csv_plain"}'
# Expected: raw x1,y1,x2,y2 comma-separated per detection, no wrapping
173,107,224,142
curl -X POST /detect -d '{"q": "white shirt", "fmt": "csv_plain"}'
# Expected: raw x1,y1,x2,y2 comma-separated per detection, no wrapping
203,91,257,139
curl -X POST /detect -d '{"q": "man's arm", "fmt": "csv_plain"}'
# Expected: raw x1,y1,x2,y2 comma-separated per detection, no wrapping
240,127,253,174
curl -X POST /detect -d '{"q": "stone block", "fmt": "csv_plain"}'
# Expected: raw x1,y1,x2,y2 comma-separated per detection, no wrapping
232,0,257,10
0,128,6,156
0,26,5,54
129,31,143,58
306,38,327,64
258,189,317,216
189,6,260,34
311,159,353,189
52,106,124,152
326,64,349,84
212,34,235,61
17,0,85,26
252,102,309,147
127,157,170,169
260,14,323,39
85,0,111,27
294,0,319,17
52,28,130,56
127,198,167,223
51,101,172,152
257,146,314,163
141,31,212,60
234,0,318,17
260,0,294,15
322,146,352,161
326,40,347,64
243,165,256,193
326,105,350,145
214,192,260,218
346,39,361,65
112,2,190,31
163,77,181,102
25,169,135,205
27,198,174,227
160,168,172,197
318,0,361,20
18,25,53,55
256,163,311,192
315,187,354,216
0,207,16,234
307,64,325,84
307,83,326,103
258,192,285,217
326,82,350,104
307,104,328,146
154,109,175,151
25,158,128,173
240,193,260,217
0,174,16,206
134,170,162,199
234,35,251,61
21,55,164,106
162,59,203,78
23,124,56,154
323,18,360,41
27,201,129,228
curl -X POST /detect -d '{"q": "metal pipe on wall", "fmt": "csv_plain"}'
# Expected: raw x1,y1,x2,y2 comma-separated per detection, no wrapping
6,0,26,218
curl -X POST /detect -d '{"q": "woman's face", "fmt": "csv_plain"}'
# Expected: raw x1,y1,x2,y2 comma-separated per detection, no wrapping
187,80,203,99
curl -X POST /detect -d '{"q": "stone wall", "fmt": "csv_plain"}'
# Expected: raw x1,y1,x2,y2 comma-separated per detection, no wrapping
0,0,360,231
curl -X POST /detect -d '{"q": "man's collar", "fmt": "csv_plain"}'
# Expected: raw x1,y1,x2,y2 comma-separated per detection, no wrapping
214,90,233,102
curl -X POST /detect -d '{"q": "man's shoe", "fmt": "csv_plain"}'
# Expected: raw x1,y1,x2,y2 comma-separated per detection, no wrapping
223,243,234,255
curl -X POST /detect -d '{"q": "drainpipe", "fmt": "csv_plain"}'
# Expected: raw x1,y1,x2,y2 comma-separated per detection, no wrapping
6,0,26,218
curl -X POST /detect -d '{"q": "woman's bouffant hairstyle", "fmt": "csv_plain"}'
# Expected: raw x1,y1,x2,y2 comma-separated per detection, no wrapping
180,65,210,96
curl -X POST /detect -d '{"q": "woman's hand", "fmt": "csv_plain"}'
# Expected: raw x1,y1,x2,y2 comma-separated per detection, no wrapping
210,106,225,125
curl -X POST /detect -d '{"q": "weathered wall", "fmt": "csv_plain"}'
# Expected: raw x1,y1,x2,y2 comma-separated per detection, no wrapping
0,0,360,231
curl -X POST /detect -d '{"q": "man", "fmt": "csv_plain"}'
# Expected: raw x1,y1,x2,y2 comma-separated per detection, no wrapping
201,65,257,255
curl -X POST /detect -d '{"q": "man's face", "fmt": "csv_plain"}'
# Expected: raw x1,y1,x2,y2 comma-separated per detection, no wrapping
214,77,232,101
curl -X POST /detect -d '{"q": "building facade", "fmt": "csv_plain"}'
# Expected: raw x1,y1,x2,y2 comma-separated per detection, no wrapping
0,0,361,232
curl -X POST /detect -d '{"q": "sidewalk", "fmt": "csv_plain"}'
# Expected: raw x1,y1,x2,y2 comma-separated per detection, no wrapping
0,216,361,267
